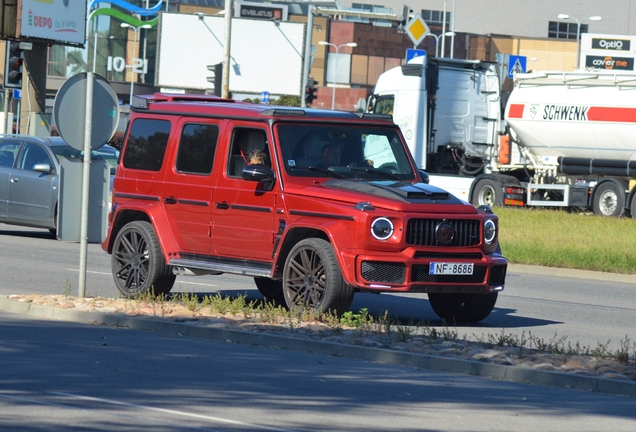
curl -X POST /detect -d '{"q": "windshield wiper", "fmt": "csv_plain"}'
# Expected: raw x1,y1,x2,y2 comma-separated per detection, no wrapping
348,166,401,180
289,165,345,179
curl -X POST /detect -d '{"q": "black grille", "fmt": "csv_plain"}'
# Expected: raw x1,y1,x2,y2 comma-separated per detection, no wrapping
412,264,487,283
406,219,481,247
361,261,406,284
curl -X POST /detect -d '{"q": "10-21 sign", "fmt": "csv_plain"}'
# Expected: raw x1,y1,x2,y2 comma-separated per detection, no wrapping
107,56,148,74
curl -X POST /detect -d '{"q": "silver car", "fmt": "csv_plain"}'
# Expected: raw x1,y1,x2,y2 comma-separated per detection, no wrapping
0,135,119,235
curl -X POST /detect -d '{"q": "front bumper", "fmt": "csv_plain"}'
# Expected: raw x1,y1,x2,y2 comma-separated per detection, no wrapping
340,247,508,294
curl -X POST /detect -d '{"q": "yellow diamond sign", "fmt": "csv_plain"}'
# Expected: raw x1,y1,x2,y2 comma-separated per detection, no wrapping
405,14,430,47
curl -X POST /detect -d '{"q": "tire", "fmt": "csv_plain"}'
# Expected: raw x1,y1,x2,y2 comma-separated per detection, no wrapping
428,292,498,323
282,238,354,315
593,182,625,217
111,221,176,298
631,193,636,219
254,277,285,303
471,178,503,207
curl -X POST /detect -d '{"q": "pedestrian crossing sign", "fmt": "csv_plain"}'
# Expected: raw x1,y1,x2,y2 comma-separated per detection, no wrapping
507,55,527,78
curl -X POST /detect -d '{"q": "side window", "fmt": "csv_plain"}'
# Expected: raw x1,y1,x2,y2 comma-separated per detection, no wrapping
227,128,269,177
0,141,20,167
369,95,394,115
122,119,171,171
18,143,53,171
176,123,219,175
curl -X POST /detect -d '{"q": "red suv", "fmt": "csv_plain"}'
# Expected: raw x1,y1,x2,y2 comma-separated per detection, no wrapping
102,94,507,322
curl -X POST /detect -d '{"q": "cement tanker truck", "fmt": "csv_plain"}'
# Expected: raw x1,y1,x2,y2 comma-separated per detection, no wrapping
368,60,636,217
496,71,636,218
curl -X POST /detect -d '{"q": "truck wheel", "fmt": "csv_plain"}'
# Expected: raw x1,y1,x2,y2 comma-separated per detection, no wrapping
593,182,625,217
254,277,285,303
630,193,636,219
283,238,354,315
471,179,503,207
111,221,176,298
428,292,498,323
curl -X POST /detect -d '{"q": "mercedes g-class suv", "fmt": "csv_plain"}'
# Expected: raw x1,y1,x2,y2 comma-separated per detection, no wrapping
102,94,507,322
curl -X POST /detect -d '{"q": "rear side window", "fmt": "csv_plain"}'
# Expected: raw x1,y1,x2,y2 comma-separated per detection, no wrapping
123,119,171,171
176,123,219,175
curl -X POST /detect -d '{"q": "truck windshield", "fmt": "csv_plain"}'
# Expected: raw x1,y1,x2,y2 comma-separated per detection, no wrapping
276,124,415,181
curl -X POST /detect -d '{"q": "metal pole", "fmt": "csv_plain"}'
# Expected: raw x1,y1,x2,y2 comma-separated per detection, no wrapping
78,72,94,299
300,6,314,108
576,19,582,68
332,44,338,110
440,0,447,58
435,35,439,57
3,89,8,134
92,18,98,73
222,0,232,98
450,0,456,59
130,27,138,103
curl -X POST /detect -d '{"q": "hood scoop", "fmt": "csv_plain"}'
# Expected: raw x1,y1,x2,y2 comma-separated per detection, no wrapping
324,180,458,204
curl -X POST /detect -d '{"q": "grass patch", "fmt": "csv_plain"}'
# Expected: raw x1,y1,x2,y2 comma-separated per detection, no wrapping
496,207,636,274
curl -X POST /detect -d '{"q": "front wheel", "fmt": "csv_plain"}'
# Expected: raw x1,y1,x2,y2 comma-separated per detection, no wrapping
471,178,503,207
428,292,498,323
111,221,176,298
282,238,354,315
593,182,625,217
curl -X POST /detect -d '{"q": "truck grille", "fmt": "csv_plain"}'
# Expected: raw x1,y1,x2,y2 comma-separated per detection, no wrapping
406,219,481,247
361,261,406,284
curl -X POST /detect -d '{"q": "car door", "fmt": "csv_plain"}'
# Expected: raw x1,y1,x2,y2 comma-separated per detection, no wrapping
8,141,58,226
0,140,21,219
161,120,220,253
211,125,278,261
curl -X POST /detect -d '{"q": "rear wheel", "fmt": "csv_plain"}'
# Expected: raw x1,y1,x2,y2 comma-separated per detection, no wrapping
111,221,176,298
282,238,354,315
471,178,503,207
428,292,498,323
594,182,625,217
630,193,636,219
254,277,285,303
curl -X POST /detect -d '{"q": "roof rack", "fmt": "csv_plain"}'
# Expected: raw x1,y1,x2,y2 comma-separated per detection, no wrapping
131,93,235,109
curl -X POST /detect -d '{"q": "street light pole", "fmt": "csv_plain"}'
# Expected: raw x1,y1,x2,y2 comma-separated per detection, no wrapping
319,41,357,110
557,14,602,68
426,32,455,57
121,23,152,103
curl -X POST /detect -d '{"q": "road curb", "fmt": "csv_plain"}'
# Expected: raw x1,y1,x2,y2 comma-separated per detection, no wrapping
1,296,635,398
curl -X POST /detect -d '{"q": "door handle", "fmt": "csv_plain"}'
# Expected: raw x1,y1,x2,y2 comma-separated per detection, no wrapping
215,202,230,210
164,197,177,204
10,178,18,182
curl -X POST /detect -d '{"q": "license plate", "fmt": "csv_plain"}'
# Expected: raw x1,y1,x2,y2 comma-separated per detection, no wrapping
429,262,474,275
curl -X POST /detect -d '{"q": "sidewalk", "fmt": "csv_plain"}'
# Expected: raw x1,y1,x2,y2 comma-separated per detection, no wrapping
509,264,636,285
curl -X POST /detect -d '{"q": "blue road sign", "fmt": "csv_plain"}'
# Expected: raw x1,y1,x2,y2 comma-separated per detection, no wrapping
261,91,270,104
508,55,527,78
13,89,21,100
406,48,427,63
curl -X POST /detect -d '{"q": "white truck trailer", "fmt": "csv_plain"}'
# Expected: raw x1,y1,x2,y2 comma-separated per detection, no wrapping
368,56,636,218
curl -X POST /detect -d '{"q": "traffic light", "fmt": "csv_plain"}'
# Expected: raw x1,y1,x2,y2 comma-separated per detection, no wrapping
4,41,24,89
305,77,318,105
206,62,223,97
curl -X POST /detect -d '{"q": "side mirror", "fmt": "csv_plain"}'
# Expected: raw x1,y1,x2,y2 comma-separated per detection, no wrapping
242,164,276,192
418,169,429,184
33,163,53,174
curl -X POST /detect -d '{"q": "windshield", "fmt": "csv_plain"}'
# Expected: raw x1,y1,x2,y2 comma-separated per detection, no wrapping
52,145,120,176
276,124,415,181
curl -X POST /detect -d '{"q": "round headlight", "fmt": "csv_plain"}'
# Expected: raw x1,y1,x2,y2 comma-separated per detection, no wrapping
484,220,496,244
371,217,394,241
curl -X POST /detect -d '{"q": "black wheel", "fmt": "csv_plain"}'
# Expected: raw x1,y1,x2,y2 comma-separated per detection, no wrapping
593,182,625,217
471,179,503,207
630,193,636,219
254,277,285,303
283,238,354,315
111,221,176,298
428,292,498,323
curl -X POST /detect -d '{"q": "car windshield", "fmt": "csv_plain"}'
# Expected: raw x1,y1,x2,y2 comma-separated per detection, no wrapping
52,145,120,175
276,124,415,181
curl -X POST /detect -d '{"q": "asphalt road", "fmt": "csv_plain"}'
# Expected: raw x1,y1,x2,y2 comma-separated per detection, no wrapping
1,223,635,352
1,309,636,431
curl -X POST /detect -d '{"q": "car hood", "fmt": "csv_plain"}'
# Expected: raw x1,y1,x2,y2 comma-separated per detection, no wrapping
284,179,476,214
